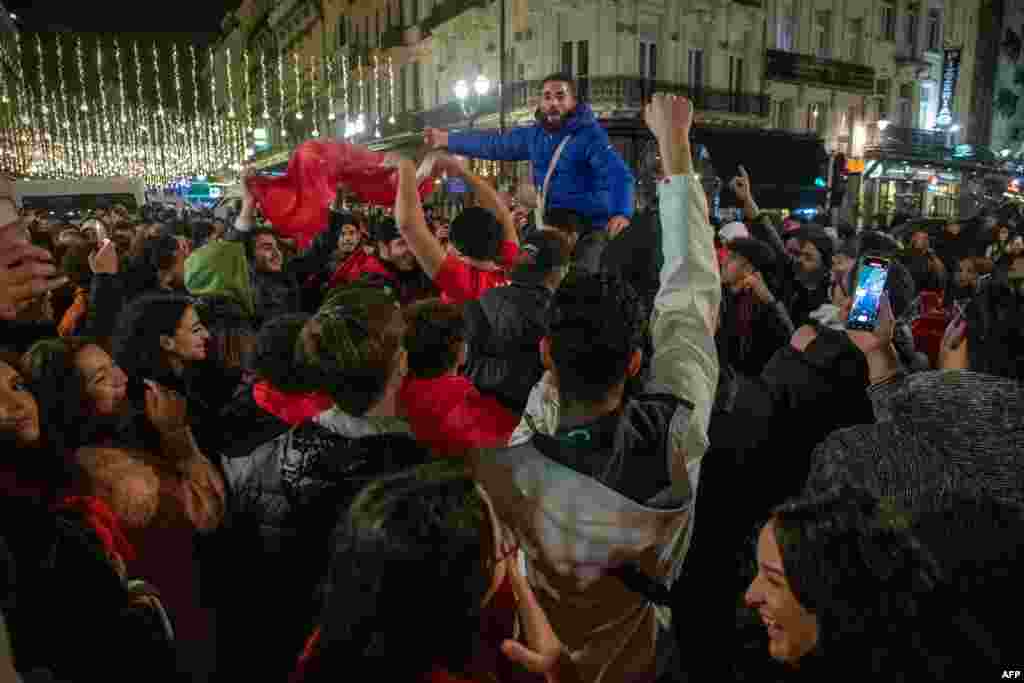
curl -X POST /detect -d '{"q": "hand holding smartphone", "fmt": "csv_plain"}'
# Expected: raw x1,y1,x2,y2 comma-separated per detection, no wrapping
846,255,891,331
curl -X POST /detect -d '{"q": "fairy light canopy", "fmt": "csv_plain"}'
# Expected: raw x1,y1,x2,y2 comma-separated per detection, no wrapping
0,32,400,188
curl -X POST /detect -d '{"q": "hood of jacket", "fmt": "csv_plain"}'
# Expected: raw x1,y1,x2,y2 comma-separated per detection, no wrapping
185,240,256,317
807,370,1024,509
562,102,597,134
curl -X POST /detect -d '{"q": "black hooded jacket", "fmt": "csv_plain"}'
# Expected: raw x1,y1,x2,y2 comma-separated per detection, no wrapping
463,281,552,414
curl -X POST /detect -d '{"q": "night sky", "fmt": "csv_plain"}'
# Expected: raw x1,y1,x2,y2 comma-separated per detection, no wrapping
5,0,240,42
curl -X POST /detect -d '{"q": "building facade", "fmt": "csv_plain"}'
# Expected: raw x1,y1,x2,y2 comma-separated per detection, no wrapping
211,0,987,222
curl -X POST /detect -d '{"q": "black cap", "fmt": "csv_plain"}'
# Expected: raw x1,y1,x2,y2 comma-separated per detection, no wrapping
511,231,571,283
371,217,400,243
728,237,776,275
450,207,502,261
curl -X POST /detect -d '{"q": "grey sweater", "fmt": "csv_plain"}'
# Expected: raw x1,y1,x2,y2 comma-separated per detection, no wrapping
805,370,1024,510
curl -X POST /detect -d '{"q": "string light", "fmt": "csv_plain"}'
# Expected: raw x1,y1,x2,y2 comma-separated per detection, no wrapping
310,55,319,137
326,55,336,123
209,46,217,117
356,55,364,135
373,53,381,130
226,47,236,119
243,50,252,133
278,52,286,138
341,55,349,128
388,55,396,125
293,52,303,121
260,50,270,121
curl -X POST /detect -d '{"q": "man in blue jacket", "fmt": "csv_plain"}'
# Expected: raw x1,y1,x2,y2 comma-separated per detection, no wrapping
424,73,635,272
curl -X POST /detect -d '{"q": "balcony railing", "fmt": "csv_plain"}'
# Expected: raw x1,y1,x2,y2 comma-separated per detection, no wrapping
766,49,875,93
865,125,952,160
414,76,769,129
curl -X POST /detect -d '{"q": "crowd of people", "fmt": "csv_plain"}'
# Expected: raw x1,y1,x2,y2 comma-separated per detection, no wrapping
0,76,1022,683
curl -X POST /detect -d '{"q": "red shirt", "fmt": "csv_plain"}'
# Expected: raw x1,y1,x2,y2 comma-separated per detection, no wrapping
399,374,520,457
435,241,520,306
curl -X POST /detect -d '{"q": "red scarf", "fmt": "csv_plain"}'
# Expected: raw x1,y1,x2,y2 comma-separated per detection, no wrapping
253,381,335,427
56,495,137,563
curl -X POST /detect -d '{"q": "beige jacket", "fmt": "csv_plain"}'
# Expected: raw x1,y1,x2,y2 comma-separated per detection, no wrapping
476,175,720,683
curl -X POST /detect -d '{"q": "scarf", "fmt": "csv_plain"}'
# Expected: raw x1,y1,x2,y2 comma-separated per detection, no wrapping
252,381,335,427
185,241,256,317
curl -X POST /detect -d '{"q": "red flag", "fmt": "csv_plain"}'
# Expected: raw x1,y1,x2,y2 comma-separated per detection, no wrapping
245,140,437,249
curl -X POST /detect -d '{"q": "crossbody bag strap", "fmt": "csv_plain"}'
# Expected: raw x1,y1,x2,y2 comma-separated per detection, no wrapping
534,136,572,229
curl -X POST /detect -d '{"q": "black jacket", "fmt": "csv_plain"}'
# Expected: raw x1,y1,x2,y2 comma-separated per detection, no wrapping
219,416,428,681
717,287,794,377
227,211,344,324
0,497,180,682
463,281,552,414
601,208,663,314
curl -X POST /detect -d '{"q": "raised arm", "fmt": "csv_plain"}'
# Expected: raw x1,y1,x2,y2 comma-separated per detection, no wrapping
459,161,519,248
427,126,533,162
393,155,448,279
646,94,721,484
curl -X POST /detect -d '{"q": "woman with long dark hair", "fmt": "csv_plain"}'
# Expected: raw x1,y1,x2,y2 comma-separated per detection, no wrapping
744,488,991,680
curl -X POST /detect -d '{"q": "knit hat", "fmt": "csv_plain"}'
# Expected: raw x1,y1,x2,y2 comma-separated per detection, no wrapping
719,221,750,242
450,206,502,261
184,240,255,317
511,231,571,283
727,237,776,275
371,217,400,243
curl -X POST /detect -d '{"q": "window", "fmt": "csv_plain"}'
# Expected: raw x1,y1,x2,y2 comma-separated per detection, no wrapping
927,10,941,51
849,18,864,62
777,4,796,52
577,41,590,99
815,103,828,136
816,11,832,58
729,56,744,94
561,41,573,76
881,2,896,41
338,17,347,47
640,40,657,79
906,7,919,53
412,0,419,22
688,48,704,91
777,98,793,129
920,82,934,128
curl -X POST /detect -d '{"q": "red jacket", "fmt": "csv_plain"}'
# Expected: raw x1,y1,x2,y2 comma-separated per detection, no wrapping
399,374,520,457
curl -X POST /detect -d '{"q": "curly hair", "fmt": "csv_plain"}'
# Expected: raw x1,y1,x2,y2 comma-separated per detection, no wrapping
771,487,942,672
402,299,465,379
547,272,647,403
317,459,493,681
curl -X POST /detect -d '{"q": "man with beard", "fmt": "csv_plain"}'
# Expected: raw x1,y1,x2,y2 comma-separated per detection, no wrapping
339,216,437,305
898,225,946,293
424,74,634,273
231,176,346,324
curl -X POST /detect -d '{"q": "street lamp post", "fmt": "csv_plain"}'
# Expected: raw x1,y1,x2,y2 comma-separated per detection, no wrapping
454,74,491,128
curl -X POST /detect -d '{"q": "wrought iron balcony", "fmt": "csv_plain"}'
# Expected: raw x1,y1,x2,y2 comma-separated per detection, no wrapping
865,125,952,160
414,76,769,129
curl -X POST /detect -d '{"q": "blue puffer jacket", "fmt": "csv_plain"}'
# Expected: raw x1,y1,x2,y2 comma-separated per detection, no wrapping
446,103,635,229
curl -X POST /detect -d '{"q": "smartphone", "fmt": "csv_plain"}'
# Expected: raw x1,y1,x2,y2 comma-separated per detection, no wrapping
846,254,891,331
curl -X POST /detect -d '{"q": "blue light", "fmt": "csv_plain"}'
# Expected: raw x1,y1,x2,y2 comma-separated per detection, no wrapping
814,177,827,188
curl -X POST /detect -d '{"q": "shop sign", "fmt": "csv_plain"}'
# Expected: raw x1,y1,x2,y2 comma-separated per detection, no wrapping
936,48,962,128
